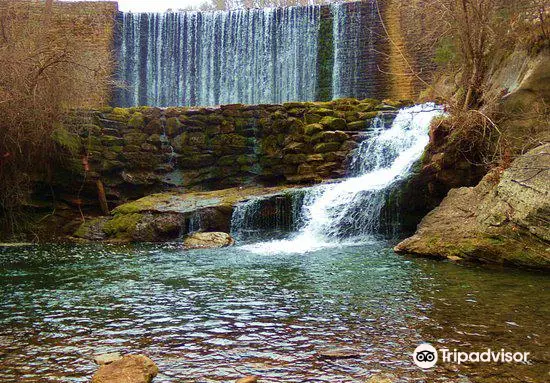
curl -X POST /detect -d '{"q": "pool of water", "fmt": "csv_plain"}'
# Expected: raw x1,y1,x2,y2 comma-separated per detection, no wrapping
0,242,548,382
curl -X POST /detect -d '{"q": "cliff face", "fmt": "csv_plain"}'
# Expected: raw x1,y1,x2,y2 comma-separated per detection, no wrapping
395,144,550,269
395,48,550,269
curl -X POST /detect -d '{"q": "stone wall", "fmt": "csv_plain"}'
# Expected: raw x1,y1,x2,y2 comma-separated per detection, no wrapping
55,98,408,212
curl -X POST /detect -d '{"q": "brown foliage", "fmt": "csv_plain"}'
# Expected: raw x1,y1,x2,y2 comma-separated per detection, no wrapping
0,0,111,234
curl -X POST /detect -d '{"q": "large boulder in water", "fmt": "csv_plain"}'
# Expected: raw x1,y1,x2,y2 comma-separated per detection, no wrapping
91,354,158,383
184,232,235,249
395,144,550,269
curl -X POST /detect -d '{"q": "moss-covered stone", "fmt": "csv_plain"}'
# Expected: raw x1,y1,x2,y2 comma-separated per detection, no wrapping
304,123,324,135
102,213,143,238
358,111,379,120
128,112,145,128
347,120,369,131
51,126,81,154
304,113,322,124
311,107,334,116
212,133,248,154
314,142,341,153
319,116,347,130
101,135,124,146
123,132,148,145
166,117,183,136
172,133,189,151
108,107,131,122
283,153,307,164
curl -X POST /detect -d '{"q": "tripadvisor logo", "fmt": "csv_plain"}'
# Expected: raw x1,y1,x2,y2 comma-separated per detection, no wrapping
412,343,530,369
413,343,438,368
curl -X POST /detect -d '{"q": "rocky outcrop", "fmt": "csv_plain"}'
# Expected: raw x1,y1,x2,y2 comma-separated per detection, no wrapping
91,354,158,383
183,232,235,249
395,144,550,269
73,185,296,242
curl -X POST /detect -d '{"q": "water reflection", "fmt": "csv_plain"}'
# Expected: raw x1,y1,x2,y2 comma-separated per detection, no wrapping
0,243,548,382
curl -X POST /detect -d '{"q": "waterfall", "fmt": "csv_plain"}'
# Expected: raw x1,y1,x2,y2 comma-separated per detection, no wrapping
113,2,385,107
239,103,445,254
331,0,380,100
114,6,321,107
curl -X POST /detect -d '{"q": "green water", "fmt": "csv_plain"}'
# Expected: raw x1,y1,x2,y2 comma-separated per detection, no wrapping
0,243,548,382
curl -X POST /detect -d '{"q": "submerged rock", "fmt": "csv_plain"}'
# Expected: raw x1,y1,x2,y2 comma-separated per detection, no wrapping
91,354,158,383
395,144,550,269
236,376,259,383
93,352,122,365
183,232,235,249
365,374,397,383
317,347,361,360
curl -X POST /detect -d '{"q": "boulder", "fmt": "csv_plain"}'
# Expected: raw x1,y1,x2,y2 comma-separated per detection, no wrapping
365,374,397,383
317,347,361,360
319,116,347,130
395,144,550,269
236,376,259,383
91,354,158,383
94,352,122,365
183,232,235,249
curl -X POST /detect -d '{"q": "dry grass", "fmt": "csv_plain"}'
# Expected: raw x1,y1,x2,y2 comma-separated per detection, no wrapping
0,0,111,235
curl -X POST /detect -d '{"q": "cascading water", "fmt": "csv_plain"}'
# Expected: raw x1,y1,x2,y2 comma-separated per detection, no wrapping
239,103,445,254
113,2,384,107
114,6,321,107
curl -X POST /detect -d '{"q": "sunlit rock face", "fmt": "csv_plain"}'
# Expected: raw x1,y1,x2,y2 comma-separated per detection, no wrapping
113,1,386,107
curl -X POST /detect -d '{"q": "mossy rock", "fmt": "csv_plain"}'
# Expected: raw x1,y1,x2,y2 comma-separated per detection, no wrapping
145,119,163,135
73,217,108,240
102,213,143,239
211,134,248,153
187,132,207,148
123,132,148,145
287,118,305,135
283,142,312,154
314,142,341,153
107,108,131,122
347,120,369,131
101,160,124,172
310,131,349,144
109,145,124,153
311,107,334,116
147,134,162,144
172,133,189,151
283,153,308,164
178,153,215,169
358,111,379,120
333,97,360,105
51,126,81,154
79,124,102,136
101,135,124,146
319,116,347,130
304,113,322,124
128,112,145,128
306,153,324,162
304,123,324,135
237,154,257,165
123,144,141,153
166,117,183,136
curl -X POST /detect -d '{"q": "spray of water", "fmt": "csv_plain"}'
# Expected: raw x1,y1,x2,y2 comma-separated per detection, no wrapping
240,103,445,254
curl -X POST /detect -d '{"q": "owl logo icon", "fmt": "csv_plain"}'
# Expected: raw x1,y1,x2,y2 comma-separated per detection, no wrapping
413,343,438,368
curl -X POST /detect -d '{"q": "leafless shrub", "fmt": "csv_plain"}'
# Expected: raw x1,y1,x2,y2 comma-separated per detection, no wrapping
0,0,110,235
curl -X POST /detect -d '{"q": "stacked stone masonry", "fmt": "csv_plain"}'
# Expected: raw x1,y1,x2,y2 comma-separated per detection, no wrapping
59,98,409,207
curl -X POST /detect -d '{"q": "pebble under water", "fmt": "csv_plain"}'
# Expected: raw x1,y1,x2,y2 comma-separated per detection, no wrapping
0,243,549,382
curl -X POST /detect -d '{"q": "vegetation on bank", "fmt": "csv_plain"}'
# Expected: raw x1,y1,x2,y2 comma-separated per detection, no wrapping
0,0,112,236
411,0,549,180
